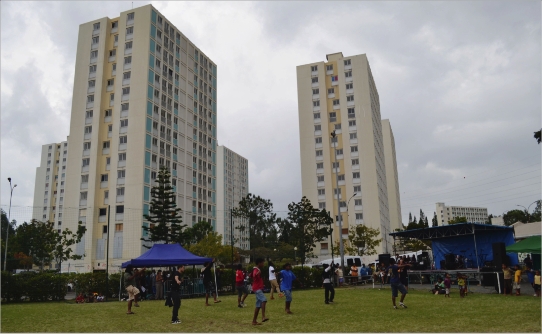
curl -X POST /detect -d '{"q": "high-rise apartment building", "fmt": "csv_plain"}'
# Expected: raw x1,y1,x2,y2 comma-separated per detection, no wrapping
297,52,393,262
32,141,69,229
216,145,250,250
33,4,218,272
436,202,488,225
381,119,402,232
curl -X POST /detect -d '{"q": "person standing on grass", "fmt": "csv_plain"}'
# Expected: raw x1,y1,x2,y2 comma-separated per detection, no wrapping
322,263,335,304
457,273,466,298
533,270,541,297
350,263,359,284
156,270,164,300
444,274,451,298
268,261,281,300
124,265,145,314
277,263,300,314
399,258,409,291
236,264,249,308
170,265,185,324
513,265,522,296
201,259,221,306
387,258,411,309
502,264,513,296
335,265,344,287
251,258,269,325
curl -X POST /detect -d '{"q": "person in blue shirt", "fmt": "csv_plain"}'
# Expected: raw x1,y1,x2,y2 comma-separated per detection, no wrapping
277,263,299,314
387,258,411,309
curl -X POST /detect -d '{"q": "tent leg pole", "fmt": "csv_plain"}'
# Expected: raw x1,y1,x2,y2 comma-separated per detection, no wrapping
496,272,501,294
213,263,219,299
472,226,480,271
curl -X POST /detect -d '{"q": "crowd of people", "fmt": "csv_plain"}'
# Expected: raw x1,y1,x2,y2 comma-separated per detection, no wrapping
501,255,541,297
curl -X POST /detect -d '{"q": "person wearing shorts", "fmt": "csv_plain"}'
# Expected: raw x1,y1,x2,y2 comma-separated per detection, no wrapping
502,264,513,296
387,258,411,309
251,258,268,325
268,261,280,300
278,263,298,314
513,265,522,296
444,274,451,297
124,265,144,314
235,264,248,308
336,265,344,286
533,270,541,297
201,259,221,306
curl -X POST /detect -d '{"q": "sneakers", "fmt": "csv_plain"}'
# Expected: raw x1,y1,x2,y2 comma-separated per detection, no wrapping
171,320,181,325
242,303,247,308
393,306,397,309
134,303,140,307
238,304,243,308
399,303,407,308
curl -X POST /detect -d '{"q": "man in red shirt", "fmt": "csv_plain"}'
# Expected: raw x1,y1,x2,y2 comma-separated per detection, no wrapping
235,264,249,308
251,258,269,325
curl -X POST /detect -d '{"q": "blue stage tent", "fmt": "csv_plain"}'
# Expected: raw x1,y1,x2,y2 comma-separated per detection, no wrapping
121,243,212,268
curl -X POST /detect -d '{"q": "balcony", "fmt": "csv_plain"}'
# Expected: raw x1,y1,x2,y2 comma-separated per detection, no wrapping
115,213,124,221
119,143,127,151
107,85,113,92
334,194,342,200
86,101,94,109
118,160,126,167
81,182,88,189
311,82,319,88
83,149,90,157
346,76,353,83
123,62,131,70
313,117,321,124
316,155,323,161
99,216,106,223
90,57,97,64
346,88,354,94
338,180,346,186
84,133,92,140
351,151,359,157
311,70,318,76
313,105,320,112
107,131,112,138
347,100,355,107
328,93,335,99
106,163,110,171
316,168,324,174
332,80,338,86
87,86,95,94
79,216,86,223
109,99,114,107
121,94,130,101
353,178,361,184
100,181,108,188
120,126,127,134
317,181,324,188
121,110,128,118
333,104,340,110
103,147,110,155
350,138,358,144
91,43,99,50
79,199,87,207
355,205,363,211
85,117,92,125
124,48,132,55
126,33,133,41
116,195,124,203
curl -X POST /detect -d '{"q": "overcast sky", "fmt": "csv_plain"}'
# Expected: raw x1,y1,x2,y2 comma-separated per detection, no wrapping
1,1,540,226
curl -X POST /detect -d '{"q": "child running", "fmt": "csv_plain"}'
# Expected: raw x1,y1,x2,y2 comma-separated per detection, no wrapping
277,263,299,314
235,264,248,308
251,258,269,325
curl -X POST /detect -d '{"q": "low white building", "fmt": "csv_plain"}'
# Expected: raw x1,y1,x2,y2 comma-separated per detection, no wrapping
491,216,505,226
512,221,541,240
435,202,488,225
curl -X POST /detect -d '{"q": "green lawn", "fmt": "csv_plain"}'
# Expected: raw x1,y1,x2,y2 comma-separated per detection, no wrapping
1,287,540,332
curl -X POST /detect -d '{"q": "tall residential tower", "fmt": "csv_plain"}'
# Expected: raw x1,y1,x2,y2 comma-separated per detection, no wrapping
297,52,396,262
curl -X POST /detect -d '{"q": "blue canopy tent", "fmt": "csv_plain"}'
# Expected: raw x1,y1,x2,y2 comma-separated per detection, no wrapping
121,243,212,267
389,223,518,270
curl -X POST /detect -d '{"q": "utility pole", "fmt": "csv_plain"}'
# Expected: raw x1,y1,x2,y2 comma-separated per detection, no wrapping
231,186,235,294
331,131,345,271
105,205,111,301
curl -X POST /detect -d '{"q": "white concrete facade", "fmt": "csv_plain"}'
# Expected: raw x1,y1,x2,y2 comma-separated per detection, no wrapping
436,202,488,225
382,120,402,232
297,52,393,263
33,5,218,273
216,145,250,250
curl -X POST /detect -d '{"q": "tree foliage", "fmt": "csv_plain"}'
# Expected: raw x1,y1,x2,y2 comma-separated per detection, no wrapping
51,223,86,267
185,220,213,245
232,193,274,250
188,232,239,264
286,196,333,265
141,166,187,246
432,212,438,227
345,224,381,257
448,216,468,225
534,129,541,144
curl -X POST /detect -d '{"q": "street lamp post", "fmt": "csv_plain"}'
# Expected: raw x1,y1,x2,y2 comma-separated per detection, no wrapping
4,178,17,272
331,131,345,271
294,247,297,265
517,201,538,223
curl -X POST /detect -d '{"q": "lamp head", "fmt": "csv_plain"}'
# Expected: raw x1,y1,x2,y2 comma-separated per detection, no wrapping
13,184,17,188
7,177,11,183
294,247,297,251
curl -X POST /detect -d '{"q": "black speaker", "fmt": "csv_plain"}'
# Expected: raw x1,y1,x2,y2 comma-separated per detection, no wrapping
492,242,509,267
347,258,354,267
445,254,455,263
378,254,391,267
417,255,422,262
354,258,361,266
480,266,496,286
440,260,446,269
421,251,429,258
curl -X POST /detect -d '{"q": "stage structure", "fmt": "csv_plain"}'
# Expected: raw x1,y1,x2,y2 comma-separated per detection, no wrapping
389,223,518,270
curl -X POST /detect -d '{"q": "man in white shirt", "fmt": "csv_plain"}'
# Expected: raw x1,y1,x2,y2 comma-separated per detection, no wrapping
268,261,280,300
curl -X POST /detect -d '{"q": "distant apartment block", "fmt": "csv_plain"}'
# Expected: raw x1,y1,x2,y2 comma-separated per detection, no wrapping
436,202,488,225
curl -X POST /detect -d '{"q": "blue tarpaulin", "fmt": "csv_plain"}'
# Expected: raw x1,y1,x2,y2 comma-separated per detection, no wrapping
432,228,518,269
121,243,212,268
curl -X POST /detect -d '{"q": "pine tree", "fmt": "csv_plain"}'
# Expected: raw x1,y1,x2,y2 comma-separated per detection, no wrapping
408,212,412,224
141,166,187,246
432,212,438,227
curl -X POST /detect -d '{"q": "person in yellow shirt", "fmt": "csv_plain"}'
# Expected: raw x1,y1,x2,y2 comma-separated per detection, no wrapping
513,265,522,296
533,270,540,297
457,273,466,298
502,264,513,296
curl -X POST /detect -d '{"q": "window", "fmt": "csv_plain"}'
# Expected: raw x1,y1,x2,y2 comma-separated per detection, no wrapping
126,26,133,35
329,112,336,121
87,95,95,103
311,77,318,83
92,36,99,44
122,87,130,95
121,103,129,111
334,188,341,195
335,124,341,130
311,65,318,71
313,113,320,119
344,59,351,66
81,175,89,183
318,189,325,195
107,79,114,87
89,65,97,73
313,100,320,107
112,21,118,29
353,172,360,179
125,41,132,49
332,162,340,168
336,149,343,155
354,185,361,192
328,88,334,94
93,22,100,31
80,192,88,200
316,150,323,156
355,199,362,206
350,133,357,139
105,109,112,117
101,174,108,182
108,125,113,132
317,175,324,182
127,12,134,21
90,50,98,58
103,141,110,149
312,89,319,95
110,93,114,101
315,137,322,144
124,56,132,64
333,99,340,106
351,146,358,152
83,142,91,150
85,110,93,118
116,205,124,214
112,63,116,72
84,126,92,134
349,120,356,127
348,108,355,118
319,202,326,209
355,213,363,220
314,125,321,131
316,163,324,169
117,187,125,196
345,71,352,78
346,83,353,89
326,65,333,71
118,153,126,161
347,95,354,102
119,135,128,144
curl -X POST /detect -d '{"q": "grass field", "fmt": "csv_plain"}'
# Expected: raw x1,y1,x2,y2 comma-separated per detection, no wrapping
1,287,541,332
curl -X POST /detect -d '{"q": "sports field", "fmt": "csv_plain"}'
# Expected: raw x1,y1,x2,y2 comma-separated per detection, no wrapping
1,287,540,332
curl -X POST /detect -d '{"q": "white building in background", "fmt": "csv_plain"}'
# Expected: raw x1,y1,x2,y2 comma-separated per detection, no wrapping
297,52,396,262
491,216,505,226
32,4,218,272
216,145,250,250
435,202,488,225
381,119,402,232
32,141,69,231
